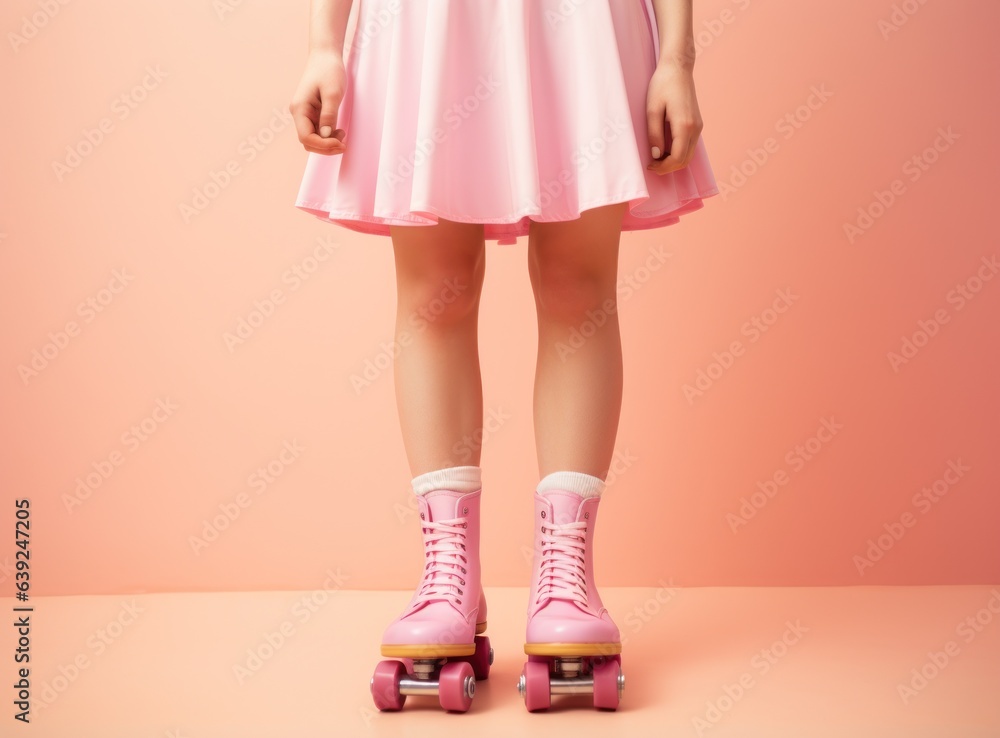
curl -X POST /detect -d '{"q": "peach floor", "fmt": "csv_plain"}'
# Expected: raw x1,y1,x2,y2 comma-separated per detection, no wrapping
4,585,998,737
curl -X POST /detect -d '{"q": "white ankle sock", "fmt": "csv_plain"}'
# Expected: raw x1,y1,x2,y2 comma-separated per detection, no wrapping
536,470,606,499
411,465,482,496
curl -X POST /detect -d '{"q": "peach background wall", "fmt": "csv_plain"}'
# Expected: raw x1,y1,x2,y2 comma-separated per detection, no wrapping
1,0,997,597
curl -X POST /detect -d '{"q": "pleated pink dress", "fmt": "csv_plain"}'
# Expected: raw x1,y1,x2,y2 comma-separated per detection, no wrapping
294,0,720,245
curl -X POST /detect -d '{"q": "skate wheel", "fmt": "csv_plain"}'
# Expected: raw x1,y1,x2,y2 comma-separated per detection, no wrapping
371,660,406,711
593,657,621,710
522,660,551,712
466,635,492,680
439,660,475,712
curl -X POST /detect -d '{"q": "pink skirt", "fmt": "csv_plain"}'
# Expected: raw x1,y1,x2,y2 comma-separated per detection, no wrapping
294,0,720,245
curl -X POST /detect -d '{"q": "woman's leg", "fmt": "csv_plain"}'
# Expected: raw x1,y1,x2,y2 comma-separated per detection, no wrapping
389,218,487,477
526,202,629,480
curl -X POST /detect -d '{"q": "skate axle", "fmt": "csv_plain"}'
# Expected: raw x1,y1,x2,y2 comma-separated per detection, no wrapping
398,674,475,699
547,675,596,695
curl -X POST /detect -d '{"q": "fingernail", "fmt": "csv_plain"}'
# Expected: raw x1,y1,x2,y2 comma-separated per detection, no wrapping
651,146,661,159
320,125,332,137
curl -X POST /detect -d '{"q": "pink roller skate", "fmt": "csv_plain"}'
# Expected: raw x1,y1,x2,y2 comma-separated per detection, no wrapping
370,487,492,713
519,489,625,711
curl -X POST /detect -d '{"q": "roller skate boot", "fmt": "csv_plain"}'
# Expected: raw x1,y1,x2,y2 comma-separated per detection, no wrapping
371,486,492,713
519,487,624,711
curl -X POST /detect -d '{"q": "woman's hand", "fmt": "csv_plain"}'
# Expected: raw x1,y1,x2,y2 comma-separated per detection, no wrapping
289,49,348,155
645,62,704,175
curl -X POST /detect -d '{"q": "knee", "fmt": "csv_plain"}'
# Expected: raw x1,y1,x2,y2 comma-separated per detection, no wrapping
531,258,616,325
397,258,484,329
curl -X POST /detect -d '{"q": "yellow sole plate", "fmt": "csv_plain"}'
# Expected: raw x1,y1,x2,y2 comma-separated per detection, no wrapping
523,642,622,657
381,643,475,658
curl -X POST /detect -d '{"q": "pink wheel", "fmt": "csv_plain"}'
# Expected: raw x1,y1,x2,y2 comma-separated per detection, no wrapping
522,660,551,712
465,635,492,680
593,657,621,710
439,660,475,712
371,660,406,711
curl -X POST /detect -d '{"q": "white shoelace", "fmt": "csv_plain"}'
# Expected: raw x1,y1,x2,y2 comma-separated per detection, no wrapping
414,517,468,607
536,520,588,607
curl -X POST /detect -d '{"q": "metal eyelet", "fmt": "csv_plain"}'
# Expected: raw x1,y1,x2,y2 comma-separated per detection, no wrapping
540,510,546,518
585,512,590,519
463,506,468,514
420,513,425,520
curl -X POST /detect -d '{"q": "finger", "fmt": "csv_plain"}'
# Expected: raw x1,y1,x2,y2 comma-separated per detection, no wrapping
645,101,667,168
662,126,692,173
649,120,694,175
317,85,343,140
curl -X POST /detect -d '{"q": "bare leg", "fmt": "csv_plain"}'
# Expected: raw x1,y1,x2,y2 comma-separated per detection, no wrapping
527,202,628,480
389,218,487,477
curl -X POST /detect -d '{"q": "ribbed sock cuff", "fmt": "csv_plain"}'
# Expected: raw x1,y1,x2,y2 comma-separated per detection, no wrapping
536,470,605,499
411,465,482,496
